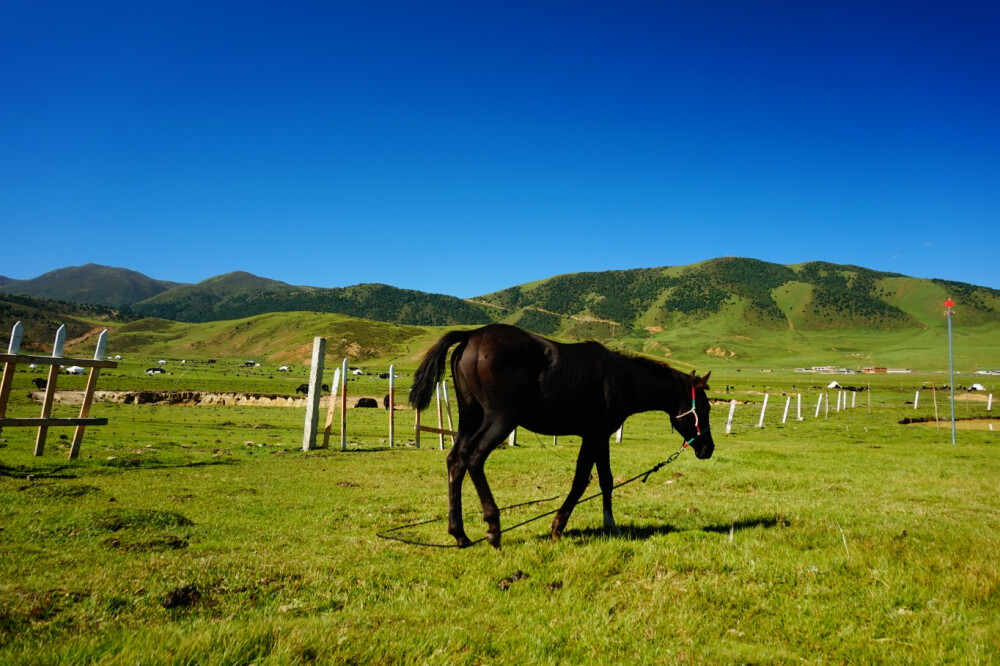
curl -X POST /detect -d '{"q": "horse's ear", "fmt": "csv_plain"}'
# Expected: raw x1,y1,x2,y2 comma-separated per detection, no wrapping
698,371,711,390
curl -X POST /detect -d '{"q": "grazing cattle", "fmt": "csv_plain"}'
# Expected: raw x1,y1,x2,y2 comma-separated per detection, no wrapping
383,394,391,410
242,361,256,368
65,366,85,375
378,372,391,380
32,378,47,389
355,397,379,408
146,367,166,375
410,324,715,548
296,383,329,394
278,365,290,372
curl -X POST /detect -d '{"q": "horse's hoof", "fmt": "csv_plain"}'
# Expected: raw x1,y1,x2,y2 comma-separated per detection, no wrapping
486,529,502,549
452,533,473,548
550,514,566,541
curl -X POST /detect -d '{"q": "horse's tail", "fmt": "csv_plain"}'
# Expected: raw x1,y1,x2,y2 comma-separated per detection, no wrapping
409,329,472,411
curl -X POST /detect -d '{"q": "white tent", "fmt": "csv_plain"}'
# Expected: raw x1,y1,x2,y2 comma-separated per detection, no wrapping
827,381,841,389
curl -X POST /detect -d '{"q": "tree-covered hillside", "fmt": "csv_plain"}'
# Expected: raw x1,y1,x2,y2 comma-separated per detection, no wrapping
135,281,495,326
476,257,1000,337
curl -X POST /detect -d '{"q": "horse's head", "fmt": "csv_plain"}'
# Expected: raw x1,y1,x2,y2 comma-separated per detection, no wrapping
669,371,714,459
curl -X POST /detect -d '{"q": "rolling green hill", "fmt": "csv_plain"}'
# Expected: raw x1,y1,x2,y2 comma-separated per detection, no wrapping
2,258,999,370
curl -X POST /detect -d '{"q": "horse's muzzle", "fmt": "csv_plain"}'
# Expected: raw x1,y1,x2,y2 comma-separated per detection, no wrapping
693,434,715,459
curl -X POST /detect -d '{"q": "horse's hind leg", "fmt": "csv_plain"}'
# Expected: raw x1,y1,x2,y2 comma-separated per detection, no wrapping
446,443,473,547
551,439,596,540
465,419,515,549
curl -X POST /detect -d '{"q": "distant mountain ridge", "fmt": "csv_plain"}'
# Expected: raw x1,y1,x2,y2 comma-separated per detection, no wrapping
0,263,183,307
2,260,998,339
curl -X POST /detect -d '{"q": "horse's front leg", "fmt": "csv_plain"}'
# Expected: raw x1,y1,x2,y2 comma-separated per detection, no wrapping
594,437,620,535
446,446,472,547
551,441,595,540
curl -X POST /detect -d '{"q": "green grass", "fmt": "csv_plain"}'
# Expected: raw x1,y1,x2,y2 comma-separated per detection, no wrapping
1,364,998,663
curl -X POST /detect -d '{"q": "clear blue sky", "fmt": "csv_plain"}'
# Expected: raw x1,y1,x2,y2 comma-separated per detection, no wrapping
2,1,998,297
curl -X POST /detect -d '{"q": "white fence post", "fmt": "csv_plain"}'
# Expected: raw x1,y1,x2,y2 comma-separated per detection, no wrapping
339,358,348,451
388,364,395,447
725,400,736,434
322,367,341,449
757,394,769,428
914,390,920,409
302,337,325,451
615,425,623,443
796,393,803,421
988,394,993,411
815,393,823,418
781,396,791,424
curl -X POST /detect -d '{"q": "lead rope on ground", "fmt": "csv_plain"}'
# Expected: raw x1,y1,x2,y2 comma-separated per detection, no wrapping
376,442,689,548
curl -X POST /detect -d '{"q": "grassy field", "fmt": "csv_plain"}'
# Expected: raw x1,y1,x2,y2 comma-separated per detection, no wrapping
1,360,999,663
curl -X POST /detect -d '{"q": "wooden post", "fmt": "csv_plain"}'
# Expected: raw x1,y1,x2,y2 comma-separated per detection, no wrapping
414,408,421,449
322,367,341,449
35,325,66,456
0,321,22,438
302,337,325,451
388,365,395,447
339,358,348,450
69,329,108,460
725,400,736,434
441,379,455,448
436,382,445,450
757,393,769,428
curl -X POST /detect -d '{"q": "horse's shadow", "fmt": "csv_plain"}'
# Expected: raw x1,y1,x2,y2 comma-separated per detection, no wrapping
551,516,786,543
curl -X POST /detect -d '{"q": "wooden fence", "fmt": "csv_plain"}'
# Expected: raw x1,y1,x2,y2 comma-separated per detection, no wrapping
0,322,117,459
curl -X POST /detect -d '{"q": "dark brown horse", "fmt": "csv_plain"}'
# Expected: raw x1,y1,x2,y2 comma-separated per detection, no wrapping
409,324,714,548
